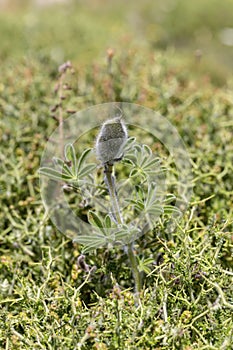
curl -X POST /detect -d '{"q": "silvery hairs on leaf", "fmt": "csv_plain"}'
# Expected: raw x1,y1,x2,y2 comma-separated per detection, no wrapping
95,117,128,164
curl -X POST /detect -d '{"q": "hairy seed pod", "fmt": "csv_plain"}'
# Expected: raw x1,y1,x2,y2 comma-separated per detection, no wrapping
96,117,128,164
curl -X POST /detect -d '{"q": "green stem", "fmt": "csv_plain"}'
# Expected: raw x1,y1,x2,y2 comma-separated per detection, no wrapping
104,163,141,298
104,164,123,224
125,242,142,297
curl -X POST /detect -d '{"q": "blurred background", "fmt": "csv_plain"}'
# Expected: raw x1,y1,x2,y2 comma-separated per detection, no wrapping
0,0,233,86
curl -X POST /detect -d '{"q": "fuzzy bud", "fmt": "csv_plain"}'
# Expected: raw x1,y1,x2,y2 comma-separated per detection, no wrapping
96,117,128,164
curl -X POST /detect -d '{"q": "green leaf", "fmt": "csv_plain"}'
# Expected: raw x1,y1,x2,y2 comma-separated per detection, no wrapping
129,168,139,178
143,144,152,156
104,214,112,229
145,182,157,208
164,205,181,214
143,158,161,170
115,225,140,243
38,167,72,181
53,157,65,170
65,143,77,175
81,241,106,253
125,198,145,212
135,201,145,212
140,265,151,274
164,194,176,204
74,234,107,252
146,205,163,216
53,157,77,179
143,257,155,265
76,148,93,175
88,211,104,229
115,228,129,241
62,163,76,178
138,257,155,274
78,163,96,178
125,142,164,180
124,136,136,152
136,185,146,203
73,233,106,244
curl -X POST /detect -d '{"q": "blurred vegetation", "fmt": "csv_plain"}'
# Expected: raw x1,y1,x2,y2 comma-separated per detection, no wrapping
0,0,233,84
0,0,233,349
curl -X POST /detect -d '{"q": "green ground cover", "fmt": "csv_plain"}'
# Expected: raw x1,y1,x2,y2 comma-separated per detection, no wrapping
0,1,232,349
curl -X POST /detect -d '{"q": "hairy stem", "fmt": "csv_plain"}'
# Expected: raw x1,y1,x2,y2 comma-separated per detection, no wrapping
104,164,123,224
104,163,142,298
124,242,142,297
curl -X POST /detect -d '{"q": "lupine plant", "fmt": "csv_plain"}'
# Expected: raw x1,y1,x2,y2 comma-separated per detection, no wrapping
39,116,178,298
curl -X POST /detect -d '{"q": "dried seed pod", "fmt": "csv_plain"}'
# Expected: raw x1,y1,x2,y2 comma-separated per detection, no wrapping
96,117,128,164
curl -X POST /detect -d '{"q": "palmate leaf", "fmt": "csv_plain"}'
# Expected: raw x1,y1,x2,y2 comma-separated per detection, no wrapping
73,212,144,252
126,199,144,212
138,257,155,274
39,146,96,185
115,224,141,244
126,181,163,217
87,211,115,236
123,142,163,179
53,156,77,179
73,213,116,252
63,163,76,178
